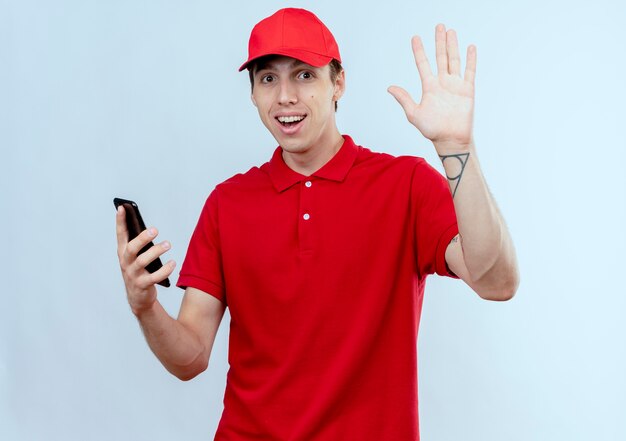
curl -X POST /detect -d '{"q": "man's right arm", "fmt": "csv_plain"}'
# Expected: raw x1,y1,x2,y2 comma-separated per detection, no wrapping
134,288,226,381
116,205,226,381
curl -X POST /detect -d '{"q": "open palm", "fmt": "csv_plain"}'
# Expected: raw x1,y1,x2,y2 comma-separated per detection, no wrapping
388,24,476,151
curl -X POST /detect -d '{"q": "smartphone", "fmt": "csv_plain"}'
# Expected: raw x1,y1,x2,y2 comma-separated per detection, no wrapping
113,197,170,287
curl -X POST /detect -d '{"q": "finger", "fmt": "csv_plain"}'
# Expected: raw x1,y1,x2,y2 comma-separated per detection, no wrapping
116,205,129,256
446,29,461,76
387,86,417,117
435,23,448,76
410,35,433,81
125,227,158,259
135,240,171,271
142,260,176,287
464,44,477,85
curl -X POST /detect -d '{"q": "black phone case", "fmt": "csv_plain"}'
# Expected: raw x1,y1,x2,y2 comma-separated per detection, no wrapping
114,198,170,288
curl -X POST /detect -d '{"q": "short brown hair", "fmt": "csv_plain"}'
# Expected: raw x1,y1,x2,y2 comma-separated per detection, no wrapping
248,57,343,112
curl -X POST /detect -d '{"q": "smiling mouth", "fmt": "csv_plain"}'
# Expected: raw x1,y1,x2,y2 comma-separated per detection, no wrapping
276,115,307,127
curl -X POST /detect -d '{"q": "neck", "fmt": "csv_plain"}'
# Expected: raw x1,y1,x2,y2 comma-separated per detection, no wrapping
282,130,344,176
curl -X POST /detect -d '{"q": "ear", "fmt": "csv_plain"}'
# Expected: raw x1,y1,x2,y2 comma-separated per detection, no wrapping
251,94,257,107
333,70,346,101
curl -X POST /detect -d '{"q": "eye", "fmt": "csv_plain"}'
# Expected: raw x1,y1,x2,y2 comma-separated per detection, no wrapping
260,74,274,84
298,71,313,80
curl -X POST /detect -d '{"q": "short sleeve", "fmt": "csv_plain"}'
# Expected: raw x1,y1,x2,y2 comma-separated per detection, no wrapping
176,189,226,304
411,159,459,278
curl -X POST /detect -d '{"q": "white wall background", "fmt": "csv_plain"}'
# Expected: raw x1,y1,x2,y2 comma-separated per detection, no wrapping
1,0,625,440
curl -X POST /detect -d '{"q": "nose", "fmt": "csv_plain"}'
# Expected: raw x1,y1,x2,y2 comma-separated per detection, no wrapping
277,79,298,105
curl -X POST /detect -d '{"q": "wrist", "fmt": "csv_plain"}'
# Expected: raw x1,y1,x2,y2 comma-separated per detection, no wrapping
433,139,475,156
131,298,157,319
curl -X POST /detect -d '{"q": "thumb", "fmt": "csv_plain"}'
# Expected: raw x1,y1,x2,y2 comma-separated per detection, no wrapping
387,85,416,117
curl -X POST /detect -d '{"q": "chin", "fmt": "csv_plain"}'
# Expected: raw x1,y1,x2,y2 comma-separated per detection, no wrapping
283,142,314,155
274,135,310,153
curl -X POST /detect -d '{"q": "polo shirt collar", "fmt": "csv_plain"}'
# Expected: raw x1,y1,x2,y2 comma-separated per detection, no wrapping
267,135,359,193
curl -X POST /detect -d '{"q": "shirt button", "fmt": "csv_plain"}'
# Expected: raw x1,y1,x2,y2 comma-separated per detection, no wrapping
305,181,312,188
303,213,310,220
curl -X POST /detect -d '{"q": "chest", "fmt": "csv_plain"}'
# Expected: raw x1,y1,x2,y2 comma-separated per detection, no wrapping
219,171,414,267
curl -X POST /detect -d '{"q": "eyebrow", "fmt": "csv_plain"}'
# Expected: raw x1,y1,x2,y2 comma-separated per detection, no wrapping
255,59,312,74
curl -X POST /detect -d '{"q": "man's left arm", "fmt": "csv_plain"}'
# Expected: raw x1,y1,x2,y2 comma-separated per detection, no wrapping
437,140,519,301
388,24,519,301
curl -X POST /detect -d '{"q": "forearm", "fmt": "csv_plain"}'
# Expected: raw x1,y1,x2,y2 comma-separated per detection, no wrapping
134,300,207,380
436,140,518,290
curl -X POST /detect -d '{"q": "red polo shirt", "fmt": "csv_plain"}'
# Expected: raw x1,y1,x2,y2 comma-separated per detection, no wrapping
177,135,459,441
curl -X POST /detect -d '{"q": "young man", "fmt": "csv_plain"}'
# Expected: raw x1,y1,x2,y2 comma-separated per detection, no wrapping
115,7,519,441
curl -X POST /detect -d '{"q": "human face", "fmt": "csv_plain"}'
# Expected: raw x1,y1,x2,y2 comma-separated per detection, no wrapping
251,56,345,157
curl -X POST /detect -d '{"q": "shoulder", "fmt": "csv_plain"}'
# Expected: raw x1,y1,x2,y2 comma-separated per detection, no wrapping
218,167,261,185
349,139,446,197
352,140,428,176
213,163,271,193
205,161,275,212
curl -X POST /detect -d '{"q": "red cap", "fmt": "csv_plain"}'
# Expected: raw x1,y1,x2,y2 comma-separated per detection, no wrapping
239,8,341,72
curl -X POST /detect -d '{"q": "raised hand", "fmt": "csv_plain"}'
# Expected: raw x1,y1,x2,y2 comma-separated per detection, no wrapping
388,24,476,154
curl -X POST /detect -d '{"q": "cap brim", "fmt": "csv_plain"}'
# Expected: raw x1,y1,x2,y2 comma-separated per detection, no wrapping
238,49,335,72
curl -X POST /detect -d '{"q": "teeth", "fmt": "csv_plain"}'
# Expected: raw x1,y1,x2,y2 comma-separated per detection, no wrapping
277,115,305,123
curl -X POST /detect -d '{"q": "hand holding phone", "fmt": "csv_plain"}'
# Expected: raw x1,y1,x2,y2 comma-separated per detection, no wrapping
114,198,171,287
114,198,175,315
